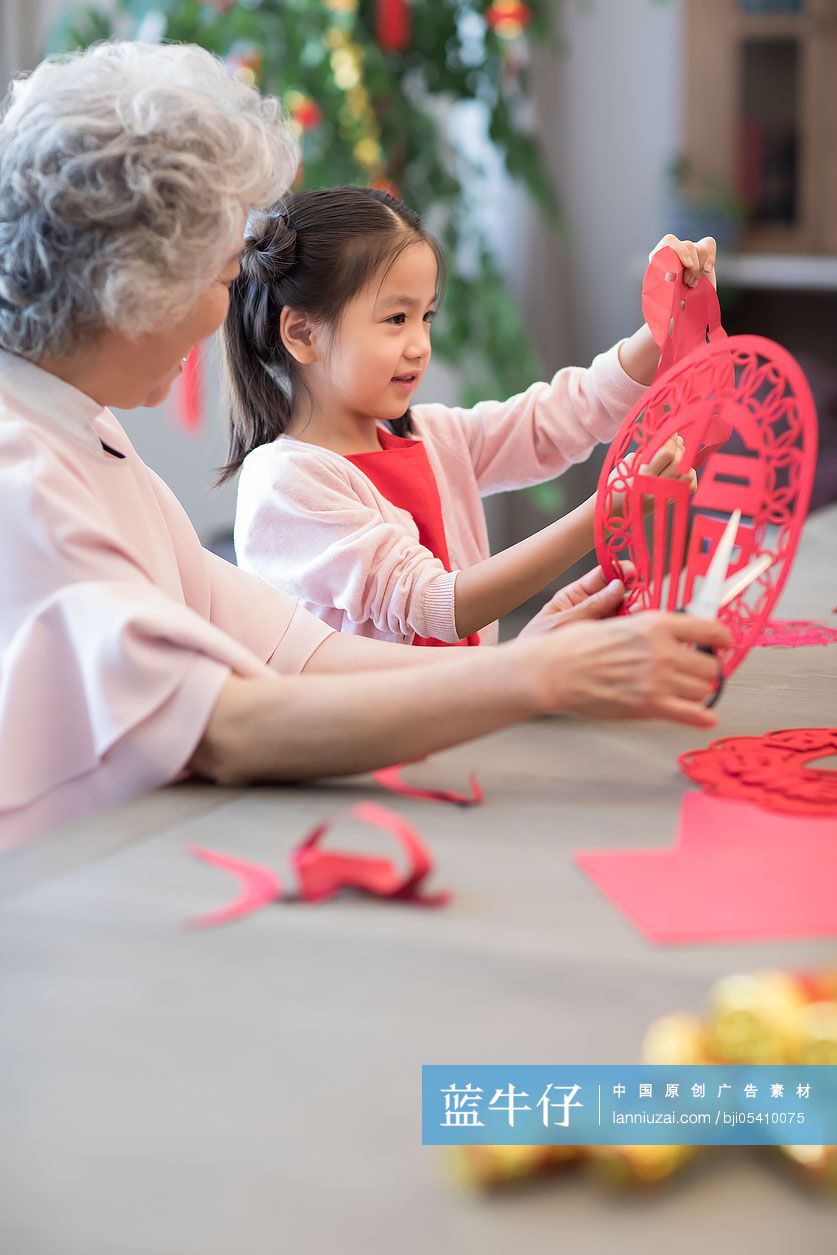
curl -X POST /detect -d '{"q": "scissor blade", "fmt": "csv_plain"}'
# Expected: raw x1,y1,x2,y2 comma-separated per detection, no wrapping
687,508,742,618
718,553,772,609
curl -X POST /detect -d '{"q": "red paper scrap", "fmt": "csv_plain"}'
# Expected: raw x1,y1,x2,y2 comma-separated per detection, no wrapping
575,791,837,945
187,801,449,930
186,847,281,930
373,764,484,806
755,619,837,648
290,801,450,906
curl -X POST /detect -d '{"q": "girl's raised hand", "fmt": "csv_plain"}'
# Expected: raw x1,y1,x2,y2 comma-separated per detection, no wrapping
641,433,698,494
649,233,717,290
608,434,697,518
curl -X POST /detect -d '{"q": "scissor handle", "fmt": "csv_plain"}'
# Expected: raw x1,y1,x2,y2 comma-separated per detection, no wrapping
676,609,725,708
697,642,724,708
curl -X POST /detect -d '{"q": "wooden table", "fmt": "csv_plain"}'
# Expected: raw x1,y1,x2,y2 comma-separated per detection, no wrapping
1,508,835,1255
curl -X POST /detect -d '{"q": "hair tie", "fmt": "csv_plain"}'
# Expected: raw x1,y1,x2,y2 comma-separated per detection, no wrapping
243,212,297,281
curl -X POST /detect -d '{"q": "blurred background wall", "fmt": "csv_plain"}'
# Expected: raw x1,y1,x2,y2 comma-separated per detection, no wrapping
2,0,834,568
0,0,684,551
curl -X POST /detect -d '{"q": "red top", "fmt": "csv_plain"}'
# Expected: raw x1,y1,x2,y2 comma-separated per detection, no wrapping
345,427,480,647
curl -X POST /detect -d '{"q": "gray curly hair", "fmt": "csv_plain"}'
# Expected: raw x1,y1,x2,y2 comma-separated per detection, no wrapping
0,40,300,360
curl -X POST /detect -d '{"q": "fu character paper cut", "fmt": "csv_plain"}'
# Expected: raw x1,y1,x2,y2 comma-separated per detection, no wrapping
595,334,818,681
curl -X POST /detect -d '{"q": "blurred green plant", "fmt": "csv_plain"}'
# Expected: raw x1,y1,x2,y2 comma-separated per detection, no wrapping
49,0,561,408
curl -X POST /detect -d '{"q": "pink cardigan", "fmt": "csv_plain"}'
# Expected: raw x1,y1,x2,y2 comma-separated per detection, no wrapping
0,349,333,846
235,343,647,646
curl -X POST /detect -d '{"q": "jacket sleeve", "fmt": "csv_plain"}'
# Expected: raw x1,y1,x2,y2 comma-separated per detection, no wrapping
235,452,460,642
0,425,316,829
416,341,648,496
203,548,333,675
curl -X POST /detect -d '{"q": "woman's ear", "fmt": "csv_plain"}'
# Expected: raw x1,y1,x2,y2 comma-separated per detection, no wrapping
279,307,317,365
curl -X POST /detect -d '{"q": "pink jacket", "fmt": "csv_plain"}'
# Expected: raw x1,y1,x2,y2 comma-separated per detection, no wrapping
235,342,647,645
0,349,333,846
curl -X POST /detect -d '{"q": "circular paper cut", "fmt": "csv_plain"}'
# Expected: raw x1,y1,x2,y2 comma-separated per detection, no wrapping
595,335,818,679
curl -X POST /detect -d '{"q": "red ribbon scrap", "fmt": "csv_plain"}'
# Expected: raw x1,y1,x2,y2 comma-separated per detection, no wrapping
187,801,450,931
372,763,484,806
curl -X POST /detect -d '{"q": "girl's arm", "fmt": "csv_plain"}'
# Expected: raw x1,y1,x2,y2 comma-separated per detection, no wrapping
419,236,718,499
305,565,630,669
417,340,648,497
236,440,686,646
453,494,597,638
450,435,690,639
618,323,666,388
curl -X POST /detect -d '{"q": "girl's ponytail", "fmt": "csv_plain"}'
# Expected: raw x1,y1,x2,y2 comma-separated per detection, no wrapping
216,212,299,484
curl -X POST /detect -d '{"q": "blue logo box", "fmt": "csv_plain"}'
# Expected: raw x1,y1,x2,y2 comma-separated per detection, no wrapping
421,1066,837,1146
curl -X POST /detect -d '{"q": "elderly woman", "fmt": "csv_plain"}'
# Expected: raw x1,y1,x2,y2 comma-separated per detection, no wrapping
0,41,726,844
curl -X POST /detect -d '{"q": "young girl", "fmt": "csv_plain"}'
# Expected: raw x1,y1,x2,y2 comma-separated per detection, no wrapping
222,187,709,646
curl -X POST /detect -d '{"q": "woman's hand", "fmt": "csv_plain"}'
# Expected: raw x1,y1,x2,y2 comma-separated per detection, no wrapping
191,598,732,788
517,565,626,638
520,610,730,728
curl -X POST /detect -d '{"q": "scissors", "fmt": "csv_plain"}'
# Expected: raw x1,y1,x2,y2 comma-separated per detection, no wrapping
679,508,772,707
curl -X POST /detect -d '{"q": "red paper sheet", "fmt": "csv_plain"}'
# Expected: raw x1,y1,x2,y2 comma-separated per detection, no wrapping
575,792,837,945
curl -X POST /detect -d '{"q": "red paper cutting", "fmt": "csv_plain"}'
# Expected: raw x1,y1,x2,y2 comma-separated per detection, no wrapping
594,333,818,680
679,727,837,817
186,847,281,930
641,245,733,465
187,801,449,930
290,801,450,906
755,619,837,648
575,791,837,945
642,248,724,357
373,763,484,806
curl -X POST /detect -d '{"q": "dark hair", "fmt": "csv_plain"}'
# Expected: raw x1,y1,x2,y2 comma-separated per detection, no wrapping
217,185,445,484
